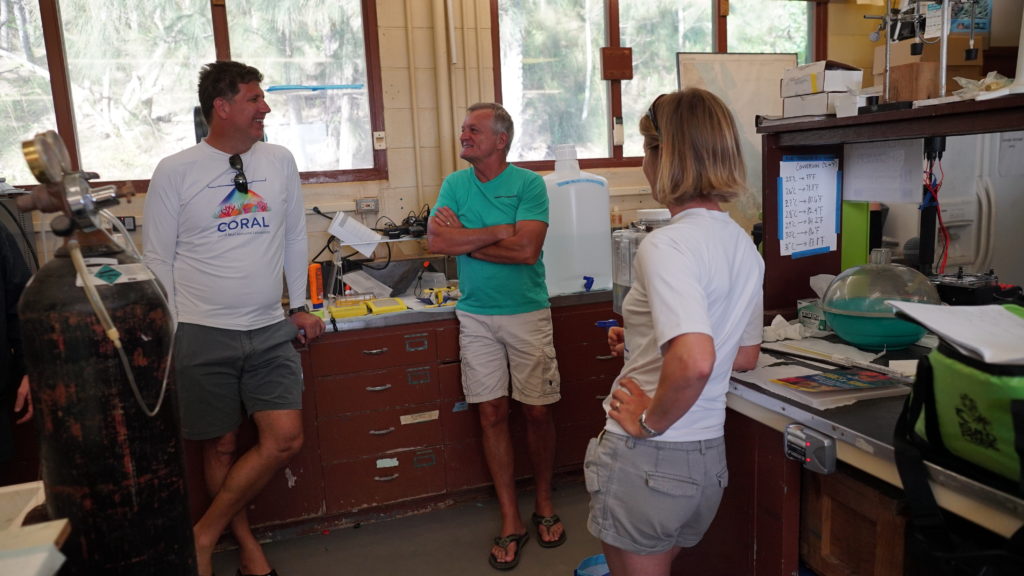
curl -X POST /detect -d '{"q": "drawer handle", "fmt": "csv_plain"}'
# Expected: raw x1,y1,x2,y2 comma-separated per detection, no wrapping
374,473,399,482
365,384,393,392
404,335,429,352
362,347,389,356
595,354,616,360
369,427,396,436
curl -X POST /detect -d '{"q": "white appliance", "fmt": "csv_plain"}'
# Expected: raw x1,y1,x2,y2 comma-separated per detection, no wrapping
882,131,1024,286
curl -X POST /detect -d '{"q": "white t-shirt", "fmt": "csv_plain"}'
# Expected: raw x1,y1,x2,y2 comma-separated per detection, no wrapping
604,208,764,442
143,140,308,331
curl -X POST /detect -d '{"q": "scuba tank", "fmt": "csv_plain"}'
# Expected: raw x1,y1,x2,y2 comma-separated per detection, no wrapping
16,131,196,575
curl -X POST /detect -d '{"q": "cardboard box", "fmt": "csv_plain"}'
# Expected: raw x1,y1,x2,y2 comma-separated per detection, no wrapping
832,92,872,118
781,60,864,98
873,61,941,102
783,92,843,118
872,35,986,73
873,62,983,99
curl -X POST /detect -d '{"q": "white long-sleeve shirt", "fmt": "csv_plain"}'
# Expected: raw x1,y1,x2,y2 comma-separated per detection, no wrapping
143,140,308,330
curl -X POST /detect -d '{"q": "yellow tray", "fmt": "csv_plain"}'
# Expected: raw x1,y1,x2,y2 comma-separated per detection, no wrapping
329,301,369,318
366,298,408,315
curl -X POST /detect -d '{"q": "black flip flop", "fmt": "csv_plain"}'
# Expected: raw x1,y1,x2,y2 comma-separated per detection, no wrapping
489,531,529,570
531,512,567,548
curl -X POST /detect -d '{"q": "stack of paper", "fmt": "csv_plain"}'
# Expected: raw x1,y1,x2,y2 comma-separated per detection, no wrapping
888,302,1024,365
733,353,910,410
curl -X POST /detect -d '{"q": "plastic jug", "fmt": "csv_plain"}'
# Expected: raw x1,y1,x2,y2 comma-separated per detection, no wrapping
611,208,671,314
542,144,613,296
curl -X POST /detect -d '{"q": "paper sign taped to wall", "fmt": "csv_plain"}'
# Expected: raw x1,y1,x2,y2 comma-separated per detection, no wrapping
778,155,840,258
843,139,922,203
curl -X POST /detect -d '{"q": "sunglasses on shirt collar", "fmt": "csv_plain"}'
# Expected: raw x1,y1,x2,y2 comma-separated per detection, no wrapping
229,154,247,193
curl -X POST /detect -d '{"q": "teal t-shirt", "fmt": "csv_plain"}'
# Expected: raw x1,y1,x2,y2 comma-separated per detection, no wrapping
434,164,549,315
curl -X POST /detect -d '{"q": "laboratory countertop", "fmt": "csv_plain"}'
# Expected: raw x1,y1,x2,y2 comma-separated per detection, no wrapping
320,289,613,333
728,373,1024,539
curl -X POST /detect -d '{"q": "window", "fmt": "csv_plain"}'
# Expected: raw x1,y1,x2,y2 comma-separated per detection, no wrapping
0,1,54,186
0,0,383,188
495,0,819,166
727,0,812,65
228,0,375,174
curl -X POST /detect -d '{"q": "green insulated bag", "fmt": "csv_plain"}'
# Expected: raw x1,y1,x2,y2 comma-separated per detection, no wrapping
893,304,1024,575
908,341,1024,492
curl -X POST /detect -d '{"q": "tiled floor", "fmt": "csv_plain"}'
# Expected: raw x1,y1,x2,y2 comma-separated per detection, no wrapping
213,476,603,576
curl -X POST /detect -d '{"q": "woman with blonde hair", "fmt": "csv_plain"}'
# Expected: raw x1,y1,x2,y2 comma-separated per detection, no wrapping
584,88,764,576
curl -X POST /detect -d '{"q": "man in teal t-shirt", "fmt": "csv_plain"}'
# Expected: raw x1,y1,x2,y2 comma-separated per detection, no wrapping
429,103,565,570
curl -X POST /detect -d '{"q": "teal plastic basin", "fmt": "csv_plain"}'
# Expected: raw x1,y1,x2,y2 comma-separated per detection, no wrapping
823,297,926,351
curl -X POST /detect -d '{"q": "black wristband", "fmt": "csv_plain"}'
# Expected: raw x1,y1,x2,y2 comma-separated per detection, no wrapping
288,305,309,316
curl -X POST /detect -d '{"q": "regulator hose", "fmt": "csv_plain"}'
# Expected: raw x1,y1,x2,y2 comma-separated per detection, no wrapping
67,239,171,417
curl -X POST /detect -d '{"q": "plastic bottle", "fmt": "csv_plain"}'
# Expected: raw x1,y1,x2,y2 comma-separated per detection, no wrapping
308,262,324,313
611,208,671,314
542,144,613,297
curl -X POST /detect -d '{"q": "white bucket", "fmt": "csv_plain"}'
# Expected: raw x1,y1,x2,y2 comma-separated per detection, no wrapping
543,145,613,297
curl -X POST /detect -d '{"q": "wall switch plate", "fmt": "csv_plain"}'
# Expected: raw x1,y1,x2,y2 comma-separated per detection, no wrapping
356,198,379,213
373,131,387,150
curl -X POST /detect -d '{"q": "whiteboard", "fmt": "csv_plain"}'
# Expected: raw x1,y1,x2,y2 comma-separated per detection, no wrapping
677,53,796,233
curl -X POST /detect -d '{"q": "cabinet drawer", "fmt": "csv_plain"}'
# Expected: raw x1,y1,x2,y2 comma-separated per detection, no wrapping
317,364,439,414
323,447,445,513
444,440,492,492
552,302,619,349
438,362,462,400
319,404,442,463
554,377,610,427
436,323,460,364
557,341,623,383
311,328,436,376
440,398,480,443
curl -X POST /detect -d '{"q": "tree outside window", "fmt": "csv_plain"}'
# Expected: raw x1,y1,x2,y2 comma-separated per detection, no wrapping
0,0,380,188
495,0,814,165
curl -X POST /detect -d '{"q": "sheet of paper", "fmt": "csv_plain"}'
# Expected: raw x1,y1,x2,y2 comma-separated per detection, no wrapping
843,139,922,202
888,302,1024,365
328,212,381,258
777,156,839,258
761,338,882,365
0,545,66,576
998,131,1024,178
340,270,392,299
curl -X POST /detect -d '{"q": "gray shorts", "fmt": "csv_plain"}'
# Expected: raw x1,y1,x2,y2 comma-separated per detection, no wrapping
456,308,560,405
175,321,303,441
584,431,728,554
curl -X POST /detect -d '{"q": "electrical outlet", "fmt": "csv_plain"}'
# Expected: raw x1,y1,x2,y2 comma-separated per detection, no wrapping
117,216,137,231
356,198,379,213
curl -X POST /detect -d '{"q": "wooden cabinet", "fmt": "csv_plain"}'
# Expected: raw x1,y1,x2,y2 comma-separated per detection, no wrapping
170,300,622,531
184,347,325,529
671,409,802,576
801,467,906,576
311,320,456,514
550,301,623,469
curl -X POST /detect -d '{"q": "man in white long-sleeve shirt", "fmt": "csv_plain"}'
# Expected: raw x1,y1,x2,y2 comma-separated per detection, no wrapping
143,60,324,576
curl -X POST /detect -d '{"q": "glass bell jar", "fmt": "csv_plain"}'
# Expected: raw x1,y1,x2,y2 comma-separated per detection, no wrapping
820,248,941,350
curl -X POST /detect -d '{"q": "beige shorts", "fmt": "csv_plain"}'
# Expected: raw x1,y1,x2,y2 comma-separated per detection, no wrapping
456,308,560,405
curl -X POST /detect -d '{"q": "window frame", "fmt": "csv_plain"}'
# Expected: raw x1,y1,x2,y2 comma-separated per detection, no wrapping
35,0,385,193
490,0,827,172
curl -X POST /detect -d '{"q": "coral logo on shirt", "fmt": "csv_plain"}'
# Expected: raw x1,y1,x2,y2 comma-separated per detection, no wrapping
214,187,271,234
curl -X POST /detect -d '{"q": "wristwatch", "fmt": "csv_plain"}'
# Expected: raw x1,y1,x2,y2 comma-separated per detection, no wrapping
639,410,662,438
288,305,309,316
